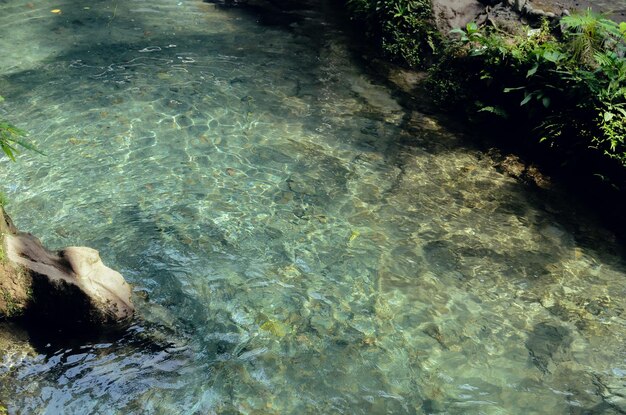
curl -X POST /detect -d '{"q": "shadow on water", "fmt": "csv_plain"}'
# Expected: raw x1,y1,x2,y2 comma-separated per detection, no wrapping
0,318,201,413
202,0,307,28
6,319,134,355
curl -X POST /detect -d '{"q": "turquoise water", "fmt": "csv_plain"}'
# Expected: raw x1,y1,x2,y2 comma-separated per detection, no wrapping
2,0,626,413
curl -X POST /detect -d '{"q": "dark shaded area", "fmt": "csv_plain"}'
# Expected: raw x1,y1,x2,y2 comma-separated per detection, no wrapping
23,272,101,328
12,317,129,354
526,322,573,374
203,0,307,28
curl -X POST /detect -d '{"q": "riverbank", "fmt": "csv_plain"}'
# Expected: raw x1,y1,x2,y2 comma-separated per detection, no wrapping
344,0,626,239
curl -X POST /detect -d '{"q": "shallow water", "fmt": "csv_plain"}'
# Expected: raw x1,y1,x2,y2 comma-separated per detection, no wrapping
1,0,626,414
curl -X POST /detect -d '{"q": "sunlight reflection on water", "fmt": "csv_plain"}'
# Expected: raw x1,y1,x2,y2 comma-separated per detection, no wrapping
1,0,626,414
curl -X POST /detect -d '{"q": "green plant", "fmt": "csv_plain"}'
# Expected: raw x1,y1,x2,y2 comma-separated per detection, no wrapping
0,120,29,161
431,11,626,167
0,95,42,161
346,0,440,68
1,289,19,317
450,22,482,43
561,10,625,67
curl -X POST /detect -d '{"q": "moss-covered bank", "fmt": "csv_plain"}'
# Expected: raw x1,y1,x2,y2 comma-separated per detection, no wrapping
0,210,32,319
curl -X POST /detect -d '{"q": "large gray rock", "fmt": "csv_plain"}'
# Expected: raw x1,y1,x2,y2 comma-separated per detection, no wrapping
434,0,625,37
432,0,486,33
0,207,133,325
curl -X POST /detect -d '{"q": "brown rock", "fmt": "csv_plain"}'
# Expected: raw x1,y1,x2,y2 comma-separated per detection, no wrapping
500,154,526,178
0,207,133,325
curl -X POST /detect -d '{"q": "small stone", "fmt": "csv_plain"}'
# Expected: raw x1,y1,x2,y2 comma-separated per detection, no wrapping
310,314,334,333
540,293,556,308
260,320,288,337
362,336,377,346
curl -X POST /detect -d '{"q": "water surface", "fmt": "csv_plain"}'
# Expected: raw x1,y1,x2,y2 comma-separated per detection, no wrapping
1,1,626,413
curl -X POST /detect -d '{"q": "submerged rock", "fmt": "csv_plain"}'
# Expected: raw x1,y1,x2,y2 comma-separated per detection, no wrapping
0,207,133,326
525,322,573,374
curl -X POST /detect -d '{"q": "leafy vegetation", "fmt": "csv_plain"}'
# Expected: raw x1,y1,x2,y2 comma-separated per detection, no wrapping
0,289,19,317
429,11,626,167
346,0,440,67
0,95,40,161
0,120,28,162
345,1,626,177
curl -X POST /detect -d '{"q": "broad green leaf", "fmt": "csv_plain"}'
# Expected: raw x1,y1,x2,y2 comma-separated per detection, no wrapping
520,93,533,106
542,51,562,63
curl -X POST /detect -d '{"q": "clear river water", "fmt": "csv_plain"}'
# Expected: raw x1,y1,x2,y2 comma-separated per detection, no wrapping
1,0,626,414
